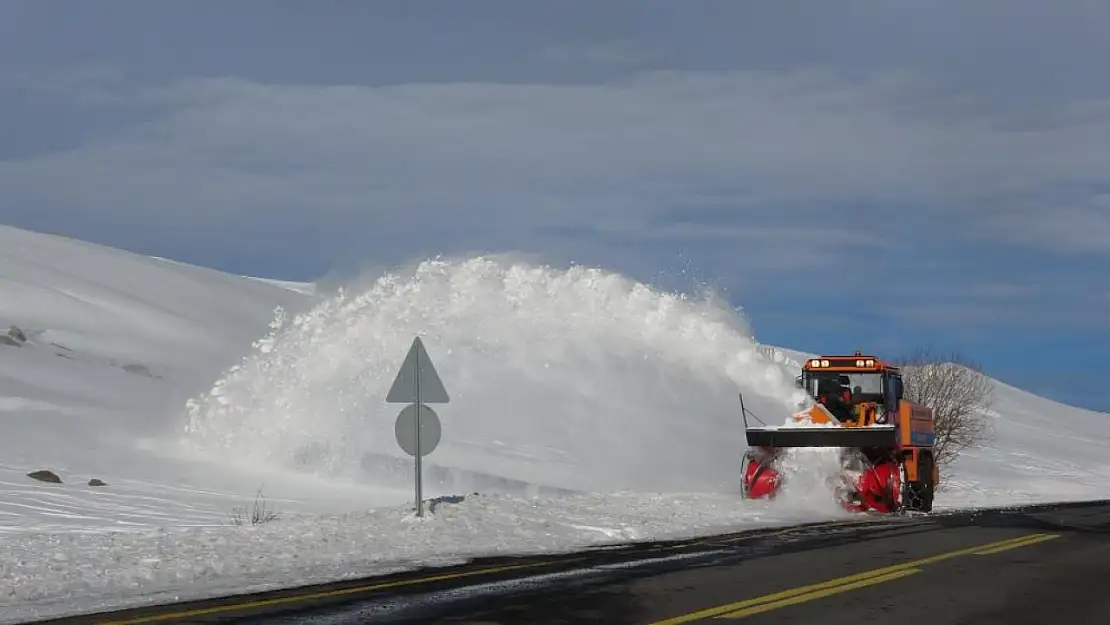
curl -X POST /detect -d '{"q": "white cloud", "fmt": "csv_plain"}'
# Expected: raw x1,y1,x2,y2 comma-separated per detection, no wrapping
1,68,1109,277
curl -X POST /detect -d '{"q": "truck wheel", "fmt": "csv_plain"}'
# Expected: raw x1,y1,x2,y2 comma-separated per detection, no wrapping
901,455,935,513
917,454,935,512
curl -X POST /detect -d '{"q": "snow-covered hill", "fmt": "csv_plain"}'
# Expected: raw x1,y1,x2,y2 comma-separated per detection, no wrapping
1,224,1107,622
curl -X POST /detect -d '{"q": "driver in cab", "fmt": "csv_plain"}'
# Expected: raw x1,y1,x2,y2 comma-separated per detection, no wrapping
817,377,856,422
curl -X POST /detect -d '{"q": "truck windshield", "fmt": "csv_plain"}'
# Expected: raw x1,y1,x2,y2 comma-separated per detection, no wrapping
805,372,883,401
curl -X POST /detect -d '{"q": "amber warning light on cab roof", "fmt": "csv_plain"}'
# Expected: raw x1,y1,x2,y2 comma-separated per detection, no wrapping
804,350,890,370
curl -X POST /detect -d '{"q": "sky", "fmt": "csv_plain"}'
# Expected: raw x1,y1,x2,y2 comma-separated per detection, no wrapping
0,0,1108,411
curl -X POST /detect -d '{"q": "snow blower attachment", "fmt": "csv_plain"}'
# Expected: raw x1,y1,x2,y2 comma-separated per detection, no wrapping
740,351,938,514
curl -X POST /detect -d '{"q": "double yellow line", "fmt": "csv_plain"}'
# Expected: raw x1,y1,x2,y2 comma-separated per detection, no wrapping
651,532,1060,623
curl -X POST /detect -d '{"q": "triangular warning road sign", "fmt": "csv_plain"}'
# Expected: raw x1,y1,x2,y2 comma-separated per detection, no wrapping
386,337,450,404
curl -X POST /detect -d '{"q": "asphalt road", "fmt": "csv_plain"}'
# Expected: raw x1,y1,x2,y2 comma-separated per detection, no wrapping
26,499,1110,625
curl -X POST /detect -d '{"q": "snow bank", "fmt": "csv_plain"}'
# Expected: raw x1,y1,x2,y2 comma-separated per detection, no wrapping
939,377,1110,508
1,491,846,623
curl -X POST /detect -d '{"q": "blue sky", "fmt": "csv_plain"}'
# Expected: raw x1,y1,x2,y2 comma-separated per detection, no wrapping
1,0,1108,411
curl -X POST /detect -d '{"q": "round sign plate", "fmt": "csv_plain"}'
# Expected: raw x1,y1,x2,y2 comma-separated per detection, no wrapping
394,403,442,457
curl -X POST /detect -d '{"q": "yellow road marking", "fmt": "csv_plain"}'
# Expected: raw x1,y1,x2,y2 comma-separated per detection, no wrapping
96,558,587,624
715,569,920,619
649,532,1059,624
974,532,1060,555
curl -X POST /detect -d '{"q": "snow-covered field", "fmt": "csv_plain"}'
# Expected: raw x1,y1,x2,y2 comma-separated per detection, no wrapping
1,224,1107,622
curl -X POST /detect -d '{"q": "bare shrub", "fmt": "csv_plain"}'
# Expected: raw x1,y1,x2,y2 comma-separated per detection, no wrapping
895,347,994,473
229,487,281,526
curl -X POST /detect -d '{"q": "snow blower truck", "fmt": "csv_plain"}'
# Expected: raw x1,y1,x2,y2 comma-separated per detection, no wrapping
740,351,938,514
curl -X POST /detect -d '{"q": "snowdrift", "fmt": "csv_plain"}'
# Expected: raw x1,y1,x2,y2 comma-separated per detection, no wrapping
180,255,812,495
1,225,1107,622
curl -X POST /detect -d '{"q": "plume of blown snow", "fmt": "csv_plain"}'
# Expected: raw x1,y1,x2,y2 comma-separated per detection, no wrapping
181,255,810,494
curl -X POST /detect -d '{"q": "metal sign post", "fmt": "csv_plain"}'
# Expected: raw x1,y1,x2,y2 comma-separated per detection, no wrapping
386,336,449,517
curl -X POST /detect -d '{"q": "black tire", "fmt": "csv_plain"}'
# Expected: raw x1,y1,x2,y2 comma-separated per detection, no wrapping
901,454,935,513
917,453,935,512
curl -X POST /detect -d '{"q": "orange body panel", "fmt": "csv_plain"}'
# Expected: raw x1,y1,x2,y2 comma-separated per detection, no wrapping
794,403,836,425
899,401,935,448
